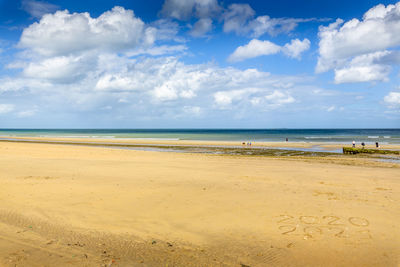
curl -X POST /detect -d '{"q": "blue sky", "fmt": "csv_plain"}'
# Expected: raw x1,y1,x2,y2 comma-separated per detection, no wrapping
0,0,399,128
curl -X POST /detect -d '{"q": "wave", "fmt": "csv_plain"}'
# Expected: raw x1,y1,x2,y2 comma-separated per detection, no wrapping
368,136,379,138
304,136,337,139
119,138,181,141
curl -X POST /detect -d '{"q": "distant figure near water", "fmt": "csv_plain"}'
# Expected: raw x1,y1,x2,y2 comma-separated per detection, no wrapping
286,138,288,142
352,141,356,148
376,141,379,148
361,142,365,148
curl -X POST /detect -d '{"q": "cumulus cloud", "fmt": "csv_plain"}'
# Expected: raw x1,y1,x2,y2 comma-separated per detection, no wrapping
160,0,221,20
335,65,390,84
159,1,321,38
1,5,320,123
283,38,311,59
214,88,295,109
13,7,189,88
190,18,213,37
19,6,153,57
264,90,295,105
214,89,255,107
333,50,400,83
228,39,281,62
249,16,319,37
384,90,400,106
160,0,196,20
6,49,301,111
160,0,220,36
21,0,59,19
222,3,323,37
222,3,255,34
317,2,400,83
23,55,96,83
228,38,310,62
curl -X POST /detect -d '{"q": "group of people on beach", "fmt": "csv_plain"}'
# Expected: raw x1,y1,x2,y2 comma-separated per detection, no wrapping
352,140,379,148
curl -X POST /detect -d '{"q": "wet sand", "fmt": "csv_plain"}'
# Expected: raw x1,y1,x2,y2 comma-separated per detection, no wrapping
2,135,400,150
0,140,399,266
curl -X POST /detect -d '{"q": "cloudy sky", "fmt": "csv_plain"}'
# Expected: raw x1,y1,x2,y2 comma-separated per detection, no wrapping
0,0,399,128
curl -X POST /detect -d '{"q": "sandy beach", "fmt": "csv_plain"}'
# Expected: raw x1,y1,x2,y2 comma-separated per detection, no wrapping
0,140,399,266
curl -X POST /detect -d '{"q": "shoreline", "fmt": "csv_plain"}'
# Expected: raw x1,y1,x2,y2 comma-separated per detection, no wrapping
1,135,400,150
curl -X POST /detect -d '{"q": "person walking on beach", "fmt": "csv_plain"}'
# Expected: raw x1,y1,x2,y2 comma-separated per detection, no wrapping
376,141,379,148
361,142,365,149
352,141,356,148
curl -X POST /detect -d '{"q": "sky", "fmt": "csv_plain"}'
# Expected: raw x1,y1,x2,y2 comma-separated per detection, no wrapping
0,0,399,128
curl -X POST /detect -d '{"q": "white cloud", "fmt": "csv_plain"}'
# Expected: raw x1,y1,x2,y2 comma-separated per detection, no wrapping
214,89,252,107
222,3,323,37
95,74,141,92
194,0,221,18
160,0,221,20
19,6,152,57
12,7,188,91
333,51,393,83
149,19,182,42
190,18,213,37
228,39,281,62
126,45,187,57
283,38,310,59
0,104,14,114
183,106,202,116
214,88,295,109
249,16,318,37
335,65,390,84
23,55,96,83
317,2,400,83
264,90,295,106
0,77,51,92
17,109,37,118
228,38,310,62
326,105,335,112
160,0,195,20
2,4,315,122
222,3,255,34
21,0,59,18
384,91,400,106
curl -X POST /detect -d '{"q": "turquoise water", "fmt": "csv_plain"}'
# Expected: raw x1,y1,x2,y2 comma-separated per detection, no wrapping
0,129,399,144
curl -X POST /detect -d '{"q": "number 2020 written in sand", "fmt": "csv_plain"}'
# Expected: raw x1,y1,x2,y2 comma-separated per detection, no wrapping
276,215,371,239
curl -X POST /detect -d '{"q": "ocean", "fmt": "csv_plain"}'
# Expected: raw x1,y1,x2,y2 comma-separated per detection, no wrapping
0,129,399,144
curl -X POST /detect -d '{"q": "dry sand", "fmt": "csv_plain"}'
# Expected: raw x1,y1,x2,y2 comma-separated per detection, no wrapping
0,141,399,266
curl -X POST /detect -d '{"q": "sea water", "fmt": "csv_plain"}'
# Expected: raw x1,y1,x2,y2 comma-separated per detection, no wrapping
0,129,399,144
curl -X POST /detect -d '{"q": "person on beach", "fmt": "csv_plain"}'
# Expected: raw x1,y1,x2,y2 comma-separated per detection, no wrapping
286,138,288,142
361,142,365,149
352,141,356,148
376,141,379,148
